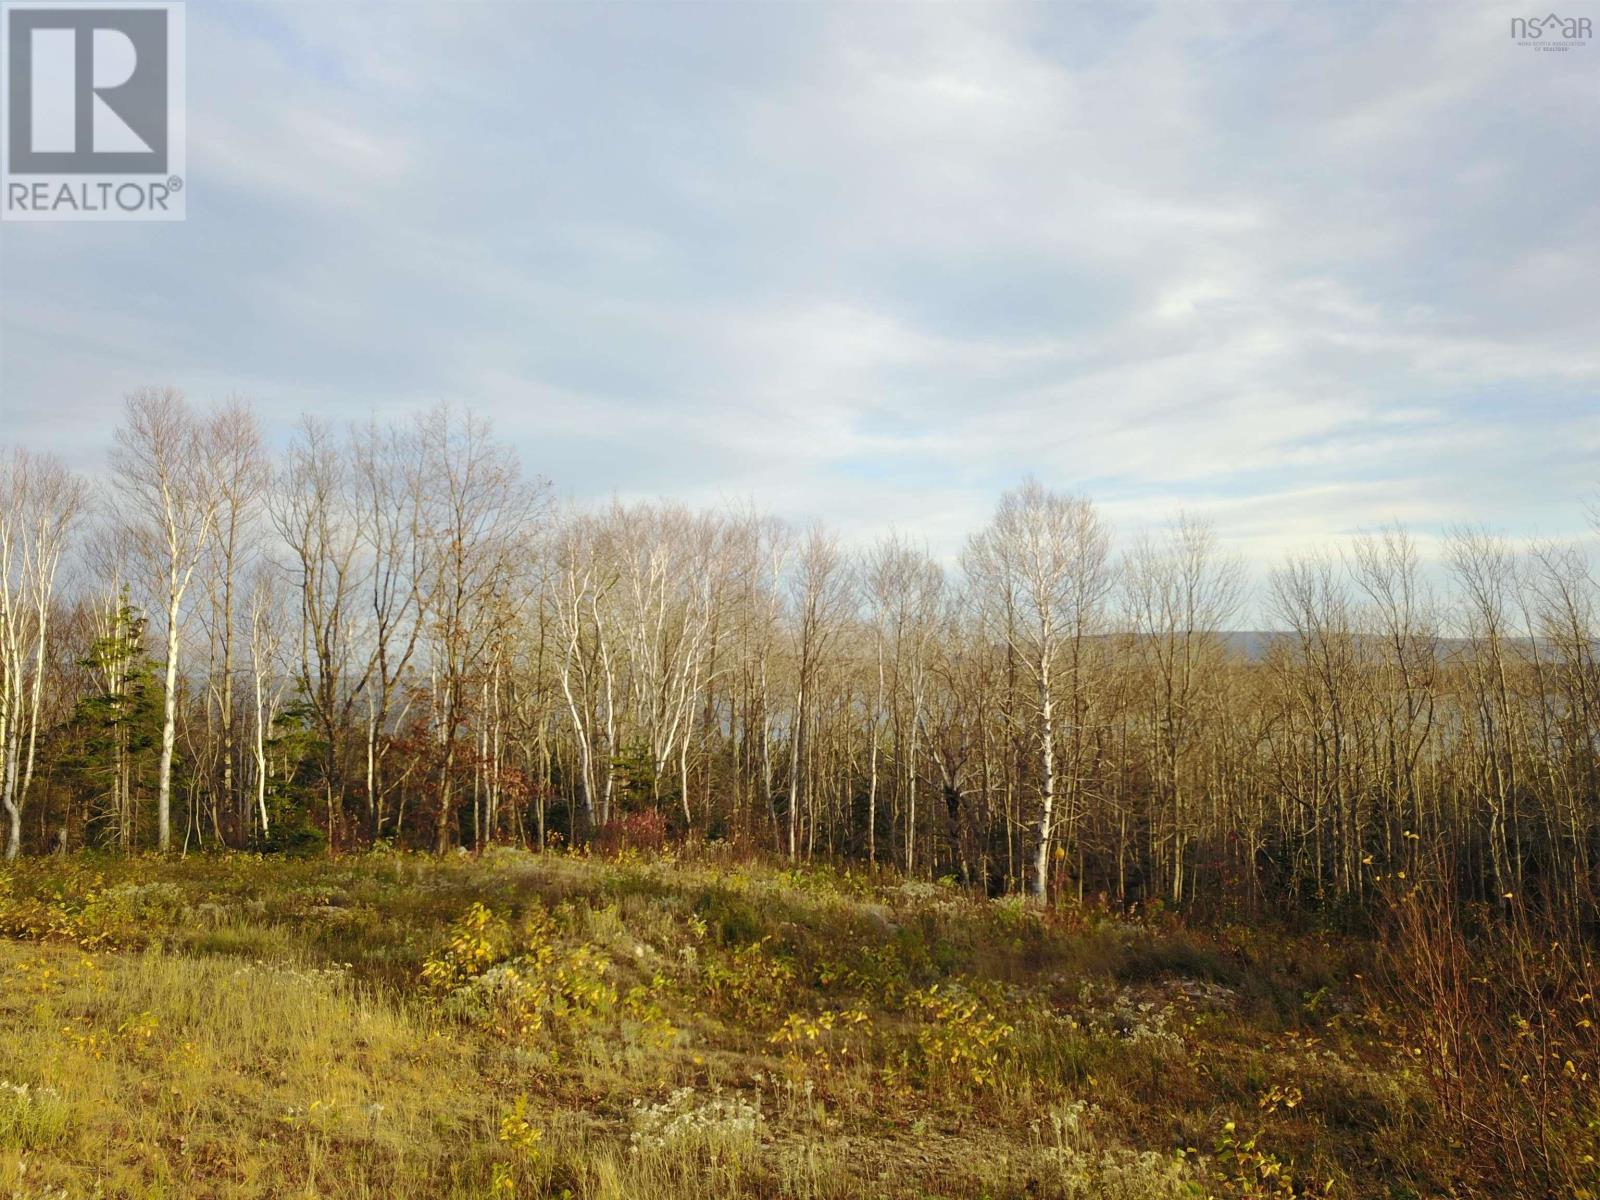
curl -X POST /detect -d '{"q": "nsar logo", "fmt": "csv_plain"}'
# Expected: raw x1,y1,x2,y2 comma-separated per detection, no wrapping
1510,12,1592,50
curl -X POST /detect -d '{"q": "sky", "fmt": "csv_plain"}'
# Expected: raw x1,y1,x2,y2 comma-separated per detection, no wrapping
1,0,1596,573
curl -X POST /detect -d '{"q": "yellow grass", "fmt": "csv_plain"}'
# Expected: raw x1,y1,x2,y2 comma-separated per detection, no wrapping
0,849,1470,1198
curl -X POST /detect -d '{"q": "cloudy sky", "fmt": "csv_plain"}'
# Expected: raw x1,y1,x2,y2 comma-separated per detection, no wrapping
1,1,1596,569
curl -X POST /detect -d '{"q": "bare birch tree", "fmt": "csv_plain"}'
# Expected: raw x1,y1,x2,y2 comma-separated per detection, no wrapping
109,389,218,853
966,480,1110,900
0,450,85,858
199,400,268,841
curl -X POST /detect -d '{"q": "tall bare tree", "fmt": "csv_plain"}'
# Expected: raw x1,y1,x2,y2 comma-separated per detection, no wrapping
109,389,218,853
864,535,944,872
351,418,430,840
966,480,1111,900
271,417,366,849
1124,513,1243,903
785,524,852,860
0,449,85,858
417,406,544,852
198,400,268,842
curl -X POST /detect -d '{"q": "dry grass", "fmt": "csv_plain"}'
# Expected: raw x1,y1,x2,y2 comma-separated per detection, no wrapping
0,848,1541,1198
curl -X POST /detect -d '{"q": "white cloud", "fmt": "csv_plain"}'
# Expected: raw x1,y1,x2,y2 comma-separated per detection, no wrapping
1,0,1595,576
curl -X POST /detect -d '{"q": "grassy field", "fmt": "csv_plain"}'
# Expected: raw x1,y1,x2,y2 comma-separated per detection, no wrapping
0,849,1476,1198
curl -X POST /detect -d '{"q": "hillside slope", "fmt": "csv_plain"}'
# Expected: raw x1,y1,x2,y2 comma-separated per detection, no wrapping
0,850,1444,1198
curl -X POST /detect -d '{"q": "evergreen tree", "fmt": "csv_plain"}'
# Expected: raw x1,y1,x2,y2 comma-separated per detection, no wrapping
66,589,162,850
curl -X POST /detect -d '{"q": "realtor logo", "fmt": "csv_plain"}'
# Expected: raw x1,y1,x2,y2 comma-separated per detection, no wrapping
2,2,185,220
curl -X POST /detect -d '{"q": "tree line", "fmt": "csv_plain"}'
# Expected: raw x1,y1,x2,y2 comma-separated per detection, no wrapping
2,388,1597,922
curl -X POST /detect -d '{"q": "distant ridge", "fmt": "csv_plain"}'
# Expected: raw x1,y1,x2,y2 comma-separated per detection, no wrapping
1210,631,1591,662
